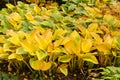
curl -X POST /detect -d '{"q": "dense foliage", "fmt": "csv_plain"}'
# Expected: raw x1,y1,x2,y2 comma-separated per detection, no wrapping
0,0,120,79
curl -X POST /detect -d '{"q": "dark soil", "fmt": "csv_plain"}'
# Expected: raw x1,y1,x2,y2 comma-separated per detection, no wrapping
0,60,97,80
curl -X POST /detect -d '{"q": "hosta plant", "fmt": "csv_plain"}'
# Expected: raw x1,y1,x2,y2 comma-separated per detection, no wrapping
0,0,120,78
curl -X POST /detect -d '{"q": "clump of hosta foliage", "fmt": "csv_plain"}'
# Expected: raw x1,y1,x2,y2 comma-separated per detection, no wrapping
1,0,120,78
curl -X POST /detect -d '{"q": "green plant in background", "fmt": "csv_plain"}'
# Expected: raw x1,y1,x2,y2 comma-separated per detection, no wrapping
97,66,120,80
0,71,18,80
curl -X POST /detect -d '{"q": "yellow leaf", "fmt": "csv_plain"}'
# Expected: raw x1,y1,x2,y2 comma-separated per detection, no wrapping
34,31,48,50
61,37,70,45
43,30,53,45
20,40,38,55
64,40,80,55
88,23,98,32
8,36,20,45
91,32,103,43
41,61,51,71
83,53,98,64
9,12,21,22
111,30,120,38
103,14,115,23
0,47,9,59
78,24,87,36
30,20,40,25
36,51,47,60
102,0,110,3
0,35,6,43
52,48,61,53
96,43,111,52
53,29,67,40
81,39,92,53
34,6,41,14
58,55,72,63
25,13,34,20
47,43,53,52
30,59,51,71
59,64,68,76
8,53,23,61
70,30,80,42
35,26,45,34
64,41,75,54
84,6,96,17
6,4,15,9
54,38,63,48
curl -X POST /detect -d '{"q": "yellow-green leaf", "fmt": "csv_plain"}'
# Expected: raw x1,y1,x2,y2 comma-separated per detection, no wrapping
8,53,23,61
58,55,72,63
30,59,51,71
83,53,98,64
70,30,80,42
59,64,68,76
34,6,41,14
36,51,47,60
